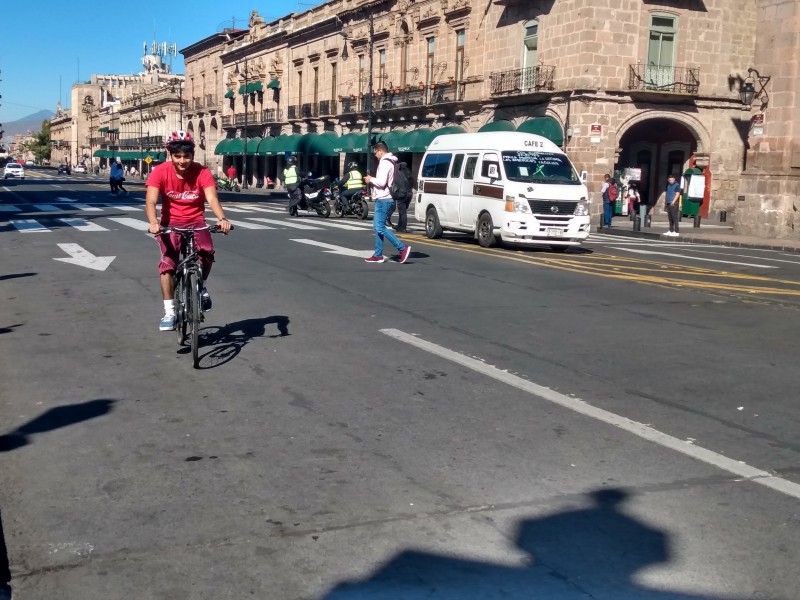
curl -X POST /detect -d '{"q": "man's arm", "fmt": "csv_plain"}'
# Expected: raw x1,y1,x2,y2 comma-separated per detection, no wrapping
371,159,390,190
145,186,161,234
205,186,231,233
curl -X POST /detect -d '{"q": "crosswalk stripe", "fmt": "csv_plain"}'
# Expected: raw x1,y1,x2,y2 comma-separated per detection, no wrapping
68,203,105,212
235,204,283,213
301,219,367,231
226,218,275,230
11,219,50,233
108,204,142,211
0,205,20,212
219,206,255,213
33,204,62,212
106,217,151,231
58,218,110,232
246,217,323,230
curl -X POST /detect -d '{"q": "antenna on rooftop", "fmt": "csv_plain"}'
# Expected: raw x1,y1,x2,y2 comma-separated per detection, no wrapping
141,39,178,74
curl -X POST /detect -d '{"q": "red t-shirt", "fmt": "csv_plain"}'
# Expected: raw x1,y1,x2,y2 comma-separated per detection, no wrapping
146,162,215,224
226,167,236,179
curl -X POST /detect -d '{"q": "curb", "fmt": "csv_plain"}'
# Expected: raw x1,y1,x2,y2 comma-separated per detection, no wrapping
596,227,800,254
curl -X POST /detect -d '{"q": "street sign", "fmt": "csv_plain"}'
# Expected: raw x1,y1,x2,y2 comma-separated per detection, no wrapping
144,156,153,164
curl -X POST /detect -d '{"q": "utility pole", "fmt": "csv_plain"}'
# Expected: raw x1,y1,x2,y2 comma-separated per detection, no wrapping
237,58,249,189
366,12,375,175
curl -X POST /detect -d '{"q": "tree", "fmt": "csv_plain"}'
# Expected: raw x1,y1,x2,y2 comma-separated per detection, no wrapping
29,119,52,162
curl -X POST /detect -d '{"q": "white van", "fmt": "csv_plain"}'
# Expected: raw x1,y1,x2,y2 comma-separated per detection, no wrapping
413,131,591,250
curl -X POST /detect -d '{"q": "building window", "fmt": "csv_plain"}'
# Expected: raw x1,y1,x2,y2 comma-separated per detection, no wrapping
647,13,677,87
313,66,319,105
455,29,465,82
378,48,387,89
298,70,303,106
358,55,365,95
425,36,436,87
400,23,411,87
522,20,538,90
331,62,337,103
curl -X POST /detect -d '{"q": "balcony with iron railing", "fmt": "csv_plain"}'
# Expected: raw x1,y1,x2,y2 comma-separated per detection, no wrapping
205,94,219,109
193,97,204,110
628,63,700,95
489,65,555,95
339,81,464,115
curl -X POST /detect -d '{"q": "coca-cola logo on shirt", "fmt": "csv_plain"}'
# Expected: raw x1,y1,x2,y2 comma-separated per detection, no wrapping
166,190,201,201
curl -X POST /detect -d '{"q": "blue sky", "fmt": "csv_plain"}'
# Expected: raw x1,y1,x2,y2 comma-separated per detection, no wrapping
0,1,322,123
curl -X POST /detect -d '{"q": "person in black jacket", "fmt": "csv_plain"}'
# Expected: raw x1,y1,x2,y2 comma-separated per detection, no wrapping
385,161,413,232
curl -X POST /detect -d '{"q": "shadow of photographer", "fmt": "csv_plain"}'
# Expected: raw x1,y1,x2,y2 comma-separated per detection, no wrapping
193,315,291,369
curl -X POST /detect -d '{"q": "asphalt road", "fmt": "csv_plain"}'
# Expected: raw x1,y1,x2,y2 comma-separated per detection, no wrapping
1,170,799,600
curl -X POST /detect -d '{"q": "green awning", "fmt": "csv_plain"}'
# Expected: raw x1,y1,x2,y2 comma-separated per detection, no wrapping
248,81,263,93
350,133,371,153
516,116,564,146
257,137,275,156
267,77,281,90
270,133,303,155
238,84,247,95
117,151,139,160
246,136,262,155
478,120,515,133
227,138,245,155
93,149,111,158
377,129,409,154
214,139,231,155
98,127,109,133
224,89,234,99
109,128,119,134
396,128,435,153
304,132,339,157
332,132,357,153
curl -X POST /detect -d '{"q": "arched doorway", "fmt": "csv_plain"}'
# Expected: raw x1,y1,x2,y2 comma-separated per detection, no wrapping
617,118,697,210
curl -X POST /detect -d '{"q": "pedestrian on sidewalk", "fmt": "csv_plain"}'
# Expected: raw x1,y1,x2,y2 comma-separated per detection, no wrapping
109,159,121,196
363,142,410,264
600,174,617,228
665,174,682,236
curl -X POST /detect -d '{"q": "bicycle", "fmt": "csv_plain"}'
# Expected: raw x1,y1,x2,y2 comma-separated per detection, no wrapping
159,224,234,368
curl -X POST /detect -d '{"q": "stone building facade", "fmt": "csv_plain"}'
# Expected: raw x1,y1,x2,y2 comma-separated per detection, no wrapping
184,0,794,238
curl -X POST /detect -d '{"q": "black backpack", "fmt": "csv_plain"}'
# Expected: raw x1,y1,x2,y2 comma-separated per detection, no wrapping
390,162,412,201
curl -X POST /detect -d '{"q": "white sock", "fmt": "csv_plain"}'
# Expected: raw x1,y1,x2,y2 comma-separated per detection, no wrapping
163,299,176,316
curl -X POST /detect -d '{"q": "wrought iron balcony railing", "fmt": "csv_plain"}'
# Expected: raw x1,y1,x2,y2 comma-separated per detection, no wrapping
193,98,204,110
288,105,298,120
628,64,700,95
319,100,337,117
489,65,555,95
260,108,283,123
205,94,219,108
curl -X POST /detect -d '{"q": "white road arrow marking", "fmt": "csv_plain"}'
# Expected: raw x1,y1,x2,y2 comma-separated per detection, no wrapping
610,247,777,269
292,239,374,258
54,243,115,271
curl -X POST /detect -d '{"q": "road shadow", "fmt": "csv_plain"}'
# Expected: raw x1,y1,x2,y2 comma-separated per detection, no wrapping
193,316,291,369
319,488,743,600
0,273,36,282
0,324,22,335
0,510,10,600
0,399,116,452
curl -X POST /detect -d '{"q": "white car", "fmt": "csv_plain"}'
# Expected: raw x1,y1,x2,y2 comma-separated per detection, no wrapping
73,164,87,174
3,163,25,179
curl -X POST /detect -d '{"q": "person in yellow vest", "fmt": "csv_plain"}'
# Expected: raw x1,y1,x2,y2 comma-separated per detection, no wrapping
283,157,303,216
338,161,365,212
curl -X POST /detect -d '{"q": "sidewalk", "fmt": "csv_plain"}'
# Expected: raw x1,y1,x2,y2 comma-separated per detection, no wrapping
598,212,800,253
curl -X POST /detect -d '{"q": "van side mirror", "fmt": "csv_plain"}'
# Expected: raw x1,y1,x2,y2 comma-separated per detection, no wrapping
487,164,499,180
580,170,588,183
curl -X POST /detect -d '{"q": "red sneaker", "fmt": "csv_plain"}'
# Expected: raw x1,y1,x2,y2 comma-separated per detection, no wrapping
398,245,411,264
365,255,385,263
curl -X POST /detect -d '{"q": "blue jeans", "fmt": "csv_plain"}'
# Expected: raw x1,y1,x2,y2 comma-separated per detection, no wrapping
373,199,405,257
603,201,614,227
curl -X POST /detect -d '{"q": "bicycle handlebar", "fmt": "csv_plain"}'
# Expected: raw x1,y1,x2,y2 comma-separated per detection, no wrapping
157,223,235,235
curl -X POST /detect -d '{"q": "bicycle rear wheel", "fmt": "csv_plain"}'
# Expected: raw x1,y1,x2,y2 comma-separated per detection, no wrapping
175,273,188,345
187,270,201,368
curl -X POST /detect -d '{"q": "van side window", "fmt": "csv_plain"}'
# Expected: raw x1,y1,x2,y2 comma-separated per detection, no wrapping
421,153,452,178
450,154,465,178
463,156,478,180
481,153,500,178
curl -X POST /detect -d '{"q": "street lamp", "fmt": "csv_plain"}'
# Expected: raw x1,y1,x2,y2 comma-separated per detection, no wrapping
133,93,144,179
235,58,249,189
81,95,95,170
341,12,375,173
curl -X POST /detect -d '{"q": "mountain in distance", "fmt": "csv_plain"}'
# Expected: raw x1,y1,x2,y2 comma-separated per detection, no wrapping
2,110,55,138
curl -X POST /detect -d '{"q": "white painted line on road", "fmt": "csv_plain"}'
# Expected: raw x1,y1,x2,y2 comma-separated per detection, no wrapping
10,219,50,233
236,204,285,213
298,219,365,231
106,217,151,231
610,247,777,269
247,217,323,230
65,203,104,212
217,206,254,213
33,204,62,212
107,204,143,211
58,218,109,232
0,205,20,212
381,328,800,501
225,218,276,229
292,239,373,258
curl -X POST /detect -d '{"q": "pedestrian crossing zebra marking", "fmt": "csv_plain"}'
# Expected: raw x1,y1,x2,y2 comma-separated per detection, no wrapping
58,218,109,232
10,219,50,233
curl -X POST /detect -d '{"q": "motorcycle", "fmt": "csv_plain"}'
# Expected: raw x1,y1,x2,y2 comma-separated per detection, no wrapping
289,176,332,217
331,184,370,220
215,176,241,192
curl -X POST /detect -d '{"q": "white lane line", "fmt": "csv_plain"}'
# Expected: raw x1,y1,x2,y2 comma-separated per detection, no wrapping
106,217,151,231
217,206,254,213
33,204,62,212
381,328,800,501
246,217,323,230
610,247,777,269
107,204,143,211
225,218,275,230
296,219,365,231
236,204,286,213
66,203,105,212
58,218,109,232
292,239,373,258
10,219,50,233
0,205,20,212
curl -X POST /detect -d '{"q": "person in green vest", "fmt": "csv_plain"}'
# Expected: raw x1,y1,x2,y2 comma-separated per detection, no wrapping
338,161,365,212
283,157,302,216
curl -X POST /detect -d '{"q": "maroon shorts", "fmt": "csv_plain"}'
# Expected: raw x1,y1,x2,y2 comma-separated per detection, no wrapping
157,221,215,278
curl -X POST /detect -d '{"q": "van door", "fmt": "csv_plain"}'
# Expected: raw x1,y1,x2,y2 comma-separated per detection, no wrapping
459,155,479,227
470,152,504,226
420,152,454,224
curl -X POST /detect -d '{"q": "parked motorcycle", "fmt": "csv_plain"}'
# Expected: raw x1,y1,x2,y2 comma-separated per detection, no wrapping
289,176,332,217
215,176,241,192
331,184,370,220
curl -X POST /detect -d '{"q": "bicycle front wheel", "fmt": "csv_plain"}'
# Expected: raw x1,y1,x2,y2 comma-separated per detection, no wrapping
187,271,201,368
175,273,188,345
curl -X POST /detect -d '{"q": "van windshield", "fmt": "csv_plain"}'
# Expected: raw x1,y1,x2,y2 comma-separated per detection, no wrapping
501,151,580,185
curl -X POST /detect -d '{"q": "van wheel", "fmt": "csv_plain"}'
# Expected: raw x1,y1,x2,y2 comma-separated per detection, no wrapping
477,213,496,248
426,207,443,239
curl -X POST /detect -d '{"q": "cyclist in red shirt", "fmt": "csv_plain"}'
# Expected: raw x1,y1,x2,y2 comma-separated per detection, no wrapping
146,131,232,331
